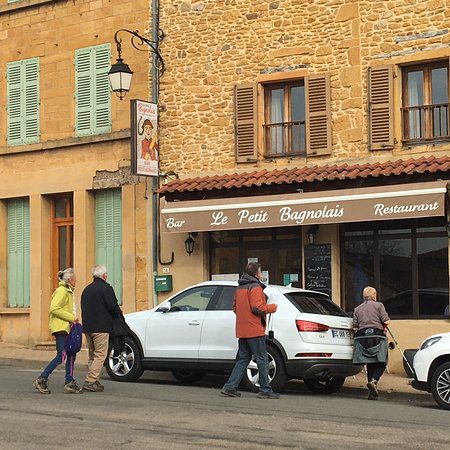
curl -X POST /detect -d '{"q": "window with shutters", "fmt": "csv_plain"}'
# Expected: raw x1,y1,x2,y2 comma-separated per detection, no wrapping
264,81,306,156
7,198,30,308
75,44,111,137
401,61,449,144
6,58,40,146
95,189,122,304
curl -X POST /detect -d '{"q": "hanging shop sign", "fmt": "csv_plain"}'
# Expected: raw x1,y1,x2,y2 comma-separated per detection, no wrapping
131,100,159,177
161,181,448,233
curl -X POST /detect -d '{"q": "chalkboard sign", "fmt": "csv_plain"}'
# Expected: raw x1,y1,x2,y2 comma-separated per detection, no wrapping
304,244,332,298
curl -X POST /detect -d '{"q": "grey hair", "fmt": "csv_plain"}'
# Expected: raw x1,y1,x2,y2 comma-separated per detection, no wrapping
363,286,377,301
92,264,107,279
58,267,75,283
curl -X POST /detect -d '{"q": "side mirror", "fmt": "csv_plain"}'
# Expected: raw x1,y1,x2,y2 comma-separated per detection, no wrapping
158,302,171,313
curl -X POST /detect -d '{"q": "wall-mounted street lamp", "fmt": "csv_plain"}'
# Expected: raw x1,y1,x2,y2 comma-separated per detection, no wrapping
184,233,198,256
108,28,165,100
306,225,319,245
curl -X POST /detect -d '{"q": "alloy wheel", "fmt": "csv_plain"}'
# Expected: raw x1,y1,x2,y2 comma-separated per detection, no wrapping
436,367,450,405
108,343,135,377
246,352,276,388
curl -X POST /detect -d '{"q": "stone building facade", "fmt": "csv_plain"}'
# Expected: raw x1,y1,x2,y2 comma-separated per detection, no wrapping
156,0,450,373
0,0,154,346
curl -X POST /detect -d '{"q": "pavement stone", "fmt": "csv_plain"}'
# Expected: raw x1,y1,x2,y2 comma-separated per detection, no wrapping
0,341,429,403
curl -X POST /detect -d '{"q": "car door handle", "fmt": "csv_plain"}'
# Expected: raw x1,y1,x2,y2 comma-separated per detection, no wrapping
188,320,200,326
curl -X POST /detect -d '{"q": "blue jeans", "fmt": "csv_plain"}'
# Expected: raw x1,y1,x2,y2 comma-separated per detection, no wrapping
41,334,75,384
223,336,273,394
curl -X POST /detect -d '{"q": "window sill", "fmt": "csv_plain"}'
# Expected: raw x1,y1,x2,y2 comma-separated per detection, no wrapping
264,152,306,160
0,129,131,156
0,0,62,15
0,307,30,315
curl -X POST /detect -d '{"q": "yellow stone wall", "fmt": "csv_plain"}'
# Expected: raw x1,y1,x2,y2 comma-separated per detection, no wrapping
0,0,153,345
158,0,450,176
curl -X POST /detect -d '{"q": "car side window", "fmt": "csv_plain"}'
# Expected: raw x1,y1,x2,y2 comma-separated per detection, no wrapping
214,286,236,311
169,286,217,312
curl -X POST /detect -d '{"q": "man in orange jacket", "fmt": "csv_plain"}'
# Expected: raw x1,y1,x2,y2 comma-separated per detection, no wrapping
220,262,279,399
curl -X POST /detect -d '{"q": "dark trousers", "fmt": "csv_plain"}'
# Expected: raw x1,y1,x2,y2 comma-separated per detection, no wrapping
41,333,75,384
223,336,272,394
367,362,386,382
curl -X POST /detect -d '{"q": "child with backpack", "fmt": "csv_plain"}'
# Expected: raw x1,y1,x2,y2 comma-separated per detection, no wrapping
33,268,83,394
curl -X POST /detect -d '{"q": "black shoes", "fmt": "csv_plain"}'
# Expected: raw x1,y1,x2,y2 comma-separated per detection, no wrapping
257,392,280,399
220,388,242,397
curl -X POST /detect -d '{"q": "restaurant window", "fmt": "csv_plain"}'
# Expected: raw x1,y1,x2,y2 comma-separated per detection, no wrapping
401,61,449,144
342,218,449,318
210,227,302,286
264,81,306,157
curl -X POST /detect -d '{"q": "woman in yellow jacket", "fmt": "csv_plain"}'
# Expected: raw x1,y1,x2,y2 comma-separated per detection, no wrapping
33,268,83,394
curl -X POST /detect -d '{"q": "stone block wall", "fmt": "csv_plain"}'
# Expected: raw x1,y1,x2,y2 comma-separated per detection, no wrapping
158,0,450,176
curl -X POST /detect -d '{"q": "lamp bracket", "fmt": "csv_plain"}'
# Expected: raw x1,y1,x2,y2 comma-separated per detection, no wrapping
113,28,165,75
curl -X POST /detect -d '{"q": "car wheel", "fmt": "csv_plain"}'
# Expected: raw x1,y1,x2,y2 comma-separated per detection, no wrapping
171,370,205,384
241,344,287,393
431,361,450,410
105,336,144,382
303,376,345,394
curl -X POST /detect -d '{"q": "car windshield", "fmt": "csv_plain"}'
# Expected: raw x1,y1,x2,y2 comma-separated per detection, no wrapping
285,292,349,317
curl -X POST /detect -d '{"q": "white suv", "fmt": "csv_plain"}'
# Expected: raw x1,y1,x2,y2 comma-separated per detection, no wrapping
106,281,361,393
412,332,450,410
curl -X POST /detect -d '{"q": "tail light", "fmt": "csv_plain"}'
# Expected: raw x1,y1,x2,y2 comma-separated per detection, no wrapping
296,320,329,332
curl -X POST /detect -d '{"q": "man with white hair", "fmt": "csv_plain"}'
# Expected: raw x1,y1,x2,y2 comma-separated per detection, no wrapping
81,264,121,392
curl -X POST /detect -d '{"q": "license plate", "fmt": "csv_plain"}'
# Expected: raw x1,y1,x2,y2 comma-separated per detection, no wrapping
331,329,352,339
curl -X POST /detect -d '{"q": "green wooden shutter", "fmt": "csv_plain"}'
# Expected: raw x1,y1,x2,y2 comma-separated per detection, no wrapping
7,61,23,145
75,44,111,136
23,58,40,144
96,189,122,304
7,58,40,146
7,198,30,308
93,44,111,134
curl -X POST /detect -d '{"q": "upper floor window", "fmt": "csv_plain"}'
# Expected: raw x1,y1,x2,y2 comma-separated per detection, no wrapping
234,75,331,163
402,62,449,144
264,81,306,156
75,44,111,137
6,58,40,146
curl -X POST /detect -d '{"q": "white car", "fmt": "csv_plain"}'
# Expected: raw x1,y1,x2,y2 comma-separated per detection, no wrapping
106,281,361,393
412,332,450,410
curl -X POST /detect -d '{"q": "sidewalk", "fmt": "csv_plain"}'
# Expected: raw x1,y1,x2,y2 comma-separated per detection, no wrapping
0,341,429,402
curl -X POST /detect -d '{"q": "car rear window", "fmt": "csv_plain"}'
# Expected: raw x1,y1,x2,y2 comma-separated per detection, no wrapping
285,292,349,317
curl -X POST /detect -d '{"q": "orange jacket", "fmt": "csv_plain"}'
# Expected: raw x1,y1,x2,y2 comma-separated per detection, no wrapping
233,274,277,338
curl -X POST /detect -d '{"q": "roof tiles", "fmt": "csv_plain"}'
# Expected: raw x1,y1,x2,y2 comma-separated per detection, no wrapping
159,155,450,195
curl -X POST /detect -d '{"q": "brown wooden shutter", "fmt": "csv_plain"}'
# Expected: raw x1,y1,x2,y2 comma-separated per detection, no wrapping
234,83,257,163
368,66,394,150
305,74,331,156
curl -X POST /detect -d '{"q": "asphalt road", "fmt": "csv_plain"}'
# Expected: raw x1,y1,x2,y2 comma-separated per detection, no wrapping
0,364,449,450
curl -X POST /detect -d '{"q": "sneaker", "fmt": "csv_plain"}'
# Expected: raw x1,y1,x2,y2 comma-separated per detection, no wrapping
64,381,83,394
257,392,280,399
367,379,378,400
95,381,105,392
83,381,103,392
220,388,241,397
33,376,50,394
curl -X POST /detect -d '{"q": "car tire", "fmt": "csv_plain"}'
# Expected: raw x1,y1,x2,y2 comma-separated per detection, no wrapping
171,370,206,384
430,361,450,410
303,376,346,394
105,335,144,382
241,344,287,393
403,349,418,378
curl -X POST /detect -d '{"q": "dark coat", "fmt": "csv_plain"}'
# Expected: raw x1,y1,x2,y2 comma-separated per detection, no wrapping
81,278,121,333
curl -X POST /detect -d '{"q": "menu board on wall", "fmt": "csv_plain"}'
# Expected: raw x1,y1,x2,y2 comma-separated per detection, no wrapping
304,244,332,298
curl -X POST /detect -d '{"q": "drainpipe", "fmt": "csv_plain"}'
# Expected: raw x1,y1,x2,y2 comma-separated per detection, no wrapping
151,0,159,308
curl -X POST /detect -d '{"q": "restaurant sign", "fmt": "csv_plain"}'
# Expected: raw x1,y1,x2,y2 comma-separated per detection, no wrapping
161,181,447,233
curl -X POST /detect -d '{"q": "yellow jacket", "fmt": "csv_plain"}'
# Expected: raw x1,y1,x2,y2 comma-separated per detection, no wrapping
48,281,75,334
